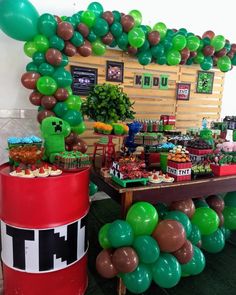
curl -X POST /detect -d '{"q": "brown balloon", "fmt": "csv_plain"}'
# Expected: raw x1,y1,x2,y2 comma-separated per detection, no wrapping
96,249,118,279
102,32,114,45
54,88,69,101
202,30,215,39
121,15,135,32
77,40,92,57
169,199,195,218
41,96,57,110
181,47,190,60
21,72,41,90
148,31,160,46
64,41,77,57
152,220,186,253
127,46,138,56
215,48,227,58
203,45,215,56
172,28,178,33
206,195,225,213
102,11,114,25
172,240,193,264
197,240,202,248
57,21,74,40
217,211,224,227
72,138,88,153
227,50,234,59
54,15,62,24
65,132,78,145
212,56,218,66
37,110,55,124
231,43,236,53
45,48,62,66
77,23,89,38
112,247,139,273
29,91,42,106
190,51,197,58
180,58,187,65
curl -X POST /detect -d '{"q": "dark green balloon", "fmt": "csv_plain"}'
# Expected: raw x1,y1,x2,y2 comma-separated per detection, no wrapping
107,220,134,247
139,25,149,36
66,16,76,28
133,235,160,264
38,13,57,38
156,54,167,65
53,102,68,117
109,40,117,48
198,39,204,51
138,50,152,65
117,32,129,50
89,181,98,196
151,44,165,58
186,57,194,65
201,229,225,253
220,226,231,240
154,202,168,219
110,22,123,38
200,56,213,70
166,29,175,38
138,40,150,52
26,62,38,72
38,62,55,76
194,52,205,64
49,35,65,51
32,52,46,66
203,37,211,46
87,30,97,42
189,224,201,245
164,210,192,237
194,199,209,208
70,31,84,47
223,207,236,230
178,28,188,36
62,110,83,126
53,67,72,88
161,38,173,52
72,13,81,26
93,18,109,37
181,246,205,275
87,2,104,17
224,192,236,207
60,54,69,67
224,42,231,53
112,10,121,22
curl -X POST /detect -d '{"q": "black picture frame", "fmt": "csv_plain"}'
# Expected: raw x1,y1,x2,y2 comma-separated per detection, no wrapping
196,71,215,94
106,61,124,83
176,83,191,100
70,65,98,95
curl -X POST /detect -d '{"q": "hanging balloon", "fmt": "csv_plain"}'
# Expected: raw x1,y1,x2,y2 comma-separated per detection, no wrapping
37,110,55,124
53,101,69,117
194,52,205,64
0,0,39,41
148,31,160,46
202,30,215,39
21,72,41,89
156,54,167,65
153,22,167,40
53,67,72,88
96,249,118,279
167,49,181,65
87,2,104,17
41,96,57,110
112,247,139,273
178,28,188,36
71,121,86,135
70,32,84,47
24,41,37,57
211,35,226,52
138,40,150,52
200,56,213,70
77,23,90,38
151,44,165,58
138,50,152,65
121,15,135,33
102,32,114,45
54,88,69,101
81,10,96,28
172,34,187,51
117,33,129,50
38,13,57,38
57,21,74,40
26,62,38,72
34,34,49,52
49,35,65,51
110,22,123,38
38,62,55,76
63,41,77,57
93,18,109,37
87,30,97,43
186,35,200,51
203,45,215,56
128,27,145,48
180,48,190,60
217,56,232,72
36,76,57,95
45,48,62,66
29,91,42,106
102,11,114,25
78,40,92,57
92,39,106,56
32,52,46,66
112,10,121,22
129,10,142,26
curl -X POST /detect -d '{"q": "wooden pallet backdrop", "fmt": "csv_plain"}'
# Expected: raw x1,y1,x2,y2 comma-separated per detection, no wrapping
69,49,224,154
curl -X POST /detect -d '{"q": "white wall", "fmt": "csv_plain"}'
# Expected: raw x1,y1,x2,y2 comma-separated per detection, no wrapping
0,0,235,117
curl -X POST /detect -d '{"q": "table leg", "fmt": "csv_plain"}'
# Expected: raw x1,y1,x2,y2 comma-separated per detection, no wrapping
118,191,134,295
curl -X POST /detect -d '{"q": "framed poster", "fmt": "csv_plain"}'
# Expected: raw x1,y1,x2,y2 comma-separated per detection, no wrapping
176,83,191,100
196,71,214,94
106,61,124,83
70,66,98,95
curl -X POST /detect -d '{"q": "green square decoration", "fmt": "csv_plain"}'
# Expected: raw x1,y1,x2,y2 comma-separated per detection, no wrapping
196,71,215,94
142,73,153,88
159,74,169,90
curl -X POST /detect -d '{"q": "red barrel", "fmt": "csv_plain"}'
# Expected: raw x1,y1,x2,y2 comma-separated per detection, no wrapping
0,163,90,295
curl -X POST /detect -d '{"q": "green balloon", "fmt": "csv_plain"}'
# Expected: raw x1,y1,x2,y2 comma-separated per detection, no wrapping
66,16,76,28
191,207,219,235
34,34,49,52
166,29,175,39
224,42,231,53
178,28,188,36
98,223,111,249
139,25,149,36
61,16,67,21
167,49,181,65
189,224,201,245
72,13,81,26
89,181,98,196
153,22,167,40
38,13,57,38
217,56,232,72
133,235,160,264
156,54,167,65
24,41,37,57
110,22,123,38
186,36,200,51
223,207,236,230
126,202,158,236
32,52,46,66
81,10,96,28
194,52,205,64
107,220,134,247
224,192,236,207
181,246,205,275
60,54,69,67
62,110,83,126
231,54,236,66
162,38,173,52
117,33,129,50
203,37,211,46
38,62,55,76
211,35,225,51
53,67,72,88
129,10,142,26
26,62,38,72
198,39,204,51
71,121,86,135
65,95,82,111
138,50,152,65
220,227,231,240
194,199,209,208
128,27,145,48
186,57,194,65
0,0,39,41
200,56,213,70
65,86,73,96
172,34,187,51
37,76,57,95
112,10,121,22
109,39,117,48
201,229,225,253
152,253,181,288
139,40,150,52
154,202,168,219
87,30,97,43
123,264,152,294
164,211,192,237
49,35,65,51
92,39,106,56
93,18,109,37
187,32,194,37
151,44,164,58
53,102,68,117
70,31,84,47
87,2,104,17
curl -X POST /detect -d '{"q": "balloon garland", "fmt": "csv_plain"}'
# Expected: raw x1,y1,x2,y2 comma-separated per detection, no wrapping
96,195,236,294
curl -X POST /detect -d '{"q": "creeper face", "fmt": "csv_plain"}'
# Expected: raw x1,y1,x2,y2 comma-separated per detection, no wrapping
41,117,71,137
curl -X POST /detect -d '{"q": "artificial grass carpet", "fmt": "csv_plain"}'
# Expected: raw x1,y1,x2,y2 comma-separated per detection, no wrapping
86,199,236,295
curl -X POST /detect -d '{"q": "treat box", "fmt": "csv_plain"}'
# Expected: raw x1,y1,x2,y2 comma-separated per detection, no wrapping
187,148,213,155
210,164,236,176
167,161,192,182
160,115,176,125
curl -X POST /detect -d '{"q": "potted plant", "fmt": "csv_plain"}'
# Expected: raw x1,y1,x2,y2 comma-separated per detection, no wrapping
81,83,135,123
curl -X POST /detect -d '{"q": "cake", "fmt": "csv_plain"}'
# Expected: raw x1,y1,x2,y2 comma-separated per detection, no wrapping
55,151,90,170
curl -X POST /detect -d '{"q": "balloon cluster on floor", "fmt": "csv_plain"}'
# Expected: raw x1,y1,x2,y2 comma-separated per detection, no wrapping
96,193,236,294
